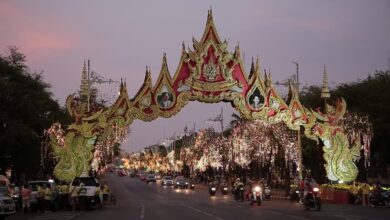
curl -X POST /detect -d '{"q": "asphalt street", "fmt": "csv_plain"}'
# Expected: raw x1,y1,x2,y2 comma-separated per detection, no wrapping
8,173,390,220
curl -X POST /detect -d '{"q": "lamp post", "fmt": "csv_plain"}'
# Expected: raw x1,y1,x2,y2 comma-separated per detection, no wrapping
292,61,303,180
275,61,303,180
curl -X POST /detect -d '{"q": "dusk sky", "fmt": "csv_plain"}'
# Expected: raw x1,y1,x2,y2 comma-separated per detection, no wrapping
1,0,389,153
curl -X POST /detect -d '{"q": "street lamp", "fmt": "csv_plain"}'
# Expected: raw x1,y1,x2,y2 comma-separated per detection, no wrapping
275,61,303,180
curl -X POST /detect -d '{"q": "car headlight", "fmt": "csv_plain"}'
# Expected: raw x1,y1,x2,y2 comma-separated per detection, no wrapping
211,187,216,191
313,187,319,192
254,186,261,192
223,187,228,190
185,182,188,185
176,182,180,184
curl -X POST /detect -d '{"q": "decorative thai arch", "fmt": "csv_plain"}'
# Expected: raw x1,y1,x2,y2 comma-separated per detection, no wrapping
49,10,361,183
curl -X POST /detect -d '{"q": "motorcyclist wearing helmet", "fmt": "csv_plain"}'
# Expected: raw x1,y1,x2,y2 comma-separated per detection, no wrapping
303,176,318,202
233,178,244,199
233,178,242,189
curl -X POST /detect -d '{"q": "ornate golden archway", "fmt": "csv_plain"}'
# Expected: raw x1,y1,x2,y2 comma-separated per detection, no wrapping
49,11,361,183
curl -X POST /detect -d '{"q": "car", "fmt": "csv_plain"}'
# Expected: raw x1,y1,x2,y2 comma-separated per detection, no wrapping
128,169,136,177
69,176,100,210
27,180,58,210
174,176,189,189
146,174,156,183
0,194,15,219
116,169,127,177
138,174,148,181
161,176,173,186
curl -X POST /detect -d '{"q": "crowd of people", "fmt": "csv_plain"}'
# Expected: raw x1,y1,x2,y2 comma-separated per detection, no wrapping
3,180,113,214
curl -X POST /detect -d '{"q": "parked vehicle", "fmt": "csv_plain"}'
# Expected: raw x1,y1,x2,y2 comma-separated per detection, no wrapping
0,195,15,220
69,176,100,210
27,180,58,212
161,176,173,186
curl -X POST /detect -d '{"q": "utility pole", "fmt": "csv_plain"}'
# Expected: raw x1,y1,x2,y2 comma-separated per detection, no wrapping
81,60,119,113
220,107,224,136
292,61,303,180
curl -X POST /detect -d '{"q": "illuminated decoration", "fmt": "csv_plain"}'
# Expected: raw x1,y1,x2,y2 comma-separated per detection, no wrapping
49,10,363,182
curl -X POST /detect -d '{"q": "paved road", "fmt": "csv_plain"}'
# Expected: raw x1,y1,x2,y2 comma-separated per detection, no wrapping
8,174,390,220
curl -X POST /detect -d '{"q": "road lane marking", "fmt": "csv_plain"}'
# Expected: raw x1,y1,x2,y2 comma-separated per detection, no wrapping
140,204,145,219
264,210,310,220
27,212,81,220
333,214,381,220
183,204,223,220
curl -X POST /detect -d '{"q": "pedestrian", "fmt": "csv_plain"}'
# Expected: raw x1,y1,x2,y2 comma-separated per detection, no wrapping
44,184,54,211
361,182,370,206
37,185,46,213
349,182,360,204
103,182,110,204
59,182,70,210
21,184,32,213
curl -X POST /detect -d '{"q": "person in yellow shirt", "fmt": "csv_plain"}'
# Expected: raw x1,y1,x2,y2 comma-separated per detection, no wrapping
103,182,110,203
37,185,46,213
349,182,361,204
44,185,53,211
361,183,370,206
59,182,69,210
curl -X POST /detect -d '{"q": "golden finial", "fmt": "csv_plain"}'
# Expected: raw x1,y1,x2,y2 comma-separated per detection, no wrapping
321,65,331,99
161,53,169,72
255,57,260,73
182,41,186,52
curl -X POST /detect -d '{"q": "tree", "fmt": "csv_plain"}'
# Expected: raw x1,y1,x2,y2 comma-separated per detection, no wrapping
0,47,70,182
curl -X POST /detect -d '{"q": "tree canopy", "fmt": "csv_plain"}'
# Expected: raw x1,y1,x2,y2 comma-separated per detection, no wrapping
0,47,70,182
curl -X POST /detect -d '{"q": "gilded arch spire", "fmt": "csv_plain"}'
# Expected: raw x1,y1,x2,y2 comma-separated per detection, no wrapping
50,11,361,183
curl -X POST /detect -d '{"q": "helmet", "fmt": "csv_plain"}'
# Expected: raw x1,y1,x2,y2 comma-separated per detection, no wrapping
236,178,240,181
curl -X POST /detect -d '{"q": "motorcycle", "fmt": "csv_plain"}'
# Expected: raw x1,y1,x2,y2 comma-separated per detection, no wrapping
264,186,271,200
289,188,301,203
304,187,321,211
209,185,217,196
209,181,218,196
234,184,245,202
190,182,195,190
250,185,262,206
221,185,228,195
369,190,390,207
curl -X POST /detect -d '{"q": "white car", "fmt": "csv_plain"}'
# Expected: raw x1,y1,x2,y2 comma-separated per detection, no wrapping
27,180,58,209
0,195,15,219
161,176,173,186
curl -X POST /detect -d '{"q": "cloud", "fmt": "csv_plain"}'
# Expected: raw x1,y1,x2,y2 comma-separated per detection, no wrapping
19,30,77,60
0,1,79,63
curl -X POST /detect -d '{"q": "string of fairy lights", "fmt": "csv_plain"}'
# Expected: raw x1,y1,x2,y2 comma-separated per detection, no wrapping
124,112,373,176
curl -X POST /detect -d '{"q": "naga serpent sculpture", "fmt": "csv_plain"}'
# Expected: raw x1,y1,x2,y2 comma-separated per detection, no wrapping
48,11,364,183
